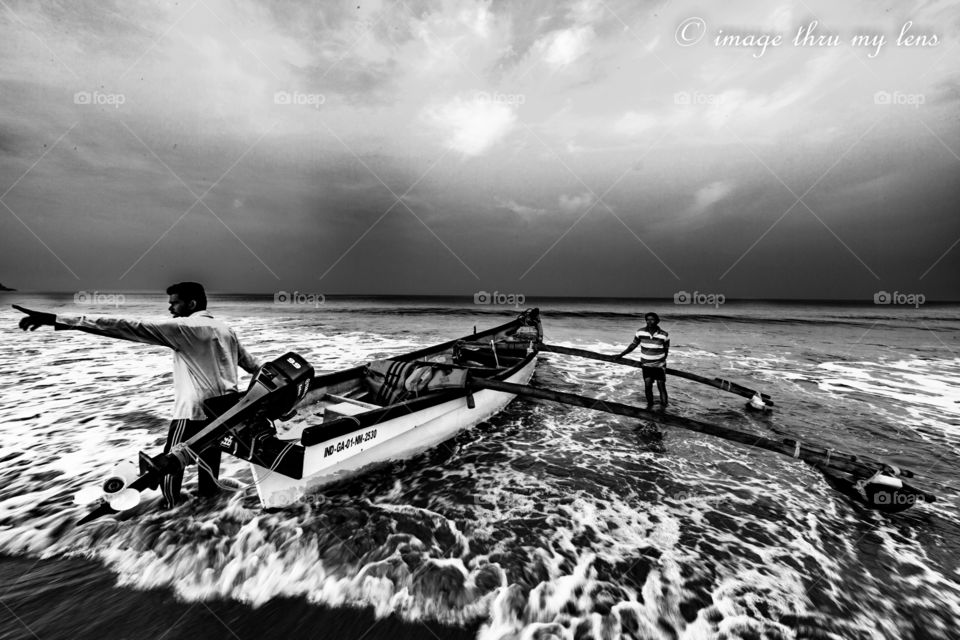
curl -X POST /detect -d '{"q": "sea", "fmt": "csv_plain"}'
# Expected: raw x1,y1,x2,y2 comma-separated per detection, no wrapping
0,294,958,640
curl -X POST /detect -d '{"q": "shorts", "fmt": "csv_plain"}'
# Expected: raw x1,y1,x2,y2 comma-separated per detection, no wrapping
641,366,666,381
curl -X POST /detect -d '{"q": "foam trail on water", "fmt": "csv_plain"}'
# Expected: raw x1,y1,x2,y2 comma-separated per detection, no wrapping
1,300,959,639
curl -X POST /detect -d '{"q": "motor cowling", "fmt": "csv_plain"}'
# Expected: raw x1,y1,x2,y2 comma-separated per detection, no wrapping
247,352,314,420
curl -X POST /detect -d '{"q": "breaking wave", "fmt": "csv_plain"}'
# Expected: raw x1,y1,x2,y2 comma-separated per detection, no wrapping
1,299,959,639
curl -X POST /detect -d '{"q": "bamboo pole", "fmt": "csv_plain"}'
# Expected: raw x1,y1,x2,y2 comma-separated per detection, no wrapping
538,343,774,406
469,377,930,490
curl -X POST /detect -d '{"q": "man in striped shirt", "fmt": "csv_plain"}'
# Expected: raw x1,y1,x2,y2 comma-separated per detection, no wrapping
617,312,670,409
15,282,260,507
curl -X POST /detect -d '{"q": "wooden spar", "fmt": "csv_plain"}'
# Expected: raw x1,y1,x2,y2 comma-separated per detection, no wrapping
538,343,774,406
468,377,934,493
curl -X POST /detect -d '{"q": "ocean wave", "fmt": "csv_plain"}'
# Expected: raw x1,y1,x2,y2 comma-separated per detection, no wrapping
2,306,959,639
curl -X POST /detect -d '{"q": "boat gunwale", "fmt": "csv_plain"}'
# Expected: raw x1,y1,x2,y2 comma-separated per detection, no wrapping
305,311,532,391
298,313,540,448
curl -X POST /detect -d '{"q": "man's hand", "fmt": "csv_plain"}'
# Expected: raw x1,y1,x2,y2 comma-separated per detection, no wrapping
13,305,56,331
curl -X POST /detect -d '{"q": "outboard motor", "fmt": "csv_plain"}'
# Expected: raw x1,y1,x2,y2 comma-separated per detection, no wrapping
816,463,935,514
75,353,314,522
858,470,931,513
246,352,314,420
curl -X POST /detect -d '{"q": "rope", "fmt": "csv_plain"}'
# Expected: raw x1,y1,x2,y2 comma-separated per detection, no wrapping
855,469,884,500
196,434,298,493
169,442,195,468
243,440,298,486
183,445,238,493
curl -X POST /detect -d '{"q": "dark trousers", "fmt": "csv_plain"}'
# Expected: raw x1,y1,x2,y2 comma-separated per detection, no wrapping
162,418,220,506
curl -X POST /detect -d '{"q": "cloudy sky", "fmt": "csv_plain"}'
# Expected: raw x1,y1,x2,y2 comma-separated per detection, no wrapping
0,0,958,299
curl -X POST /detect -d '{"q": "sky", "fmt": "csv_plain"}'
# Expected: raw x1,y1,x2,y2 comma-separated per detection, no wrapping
0,0,958,300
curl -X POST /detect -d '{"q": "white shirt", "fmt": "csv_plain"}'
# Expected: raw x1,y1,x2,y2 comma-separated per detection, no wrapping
55,310,260,420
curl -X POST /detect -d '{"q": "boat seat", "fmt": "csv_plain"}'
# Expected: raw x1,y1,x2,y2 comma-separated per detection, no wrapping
324,401,369,422
454,346,524,367
325,393,379,409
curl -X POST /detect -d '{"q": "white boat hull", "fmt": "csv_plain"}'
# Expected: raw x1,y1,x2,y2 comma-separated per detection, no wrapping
251,356,537,507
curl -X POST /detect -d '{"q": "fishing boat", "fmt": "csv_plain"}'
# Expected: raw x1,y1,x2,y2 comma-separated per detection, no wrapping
76,309,542,521
242,308,542,507
75,306,936,523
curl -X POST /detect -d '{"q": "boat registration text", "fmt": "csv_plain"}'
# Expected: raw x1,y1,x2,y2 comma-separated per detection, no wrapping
324,428,378,458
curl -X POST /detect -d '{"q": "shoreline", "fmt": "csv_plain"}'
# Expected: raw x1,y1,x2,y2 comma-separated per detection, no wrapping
0,555,480,640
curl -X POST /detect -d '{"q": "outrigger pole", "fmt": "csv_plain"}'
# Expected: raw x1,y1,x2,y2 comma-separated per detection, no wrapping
468,376,937,512
537,344,774,407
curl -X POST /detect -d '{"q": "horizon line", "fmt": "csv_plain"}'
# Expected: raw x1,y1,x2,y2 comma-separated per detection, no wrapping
2,291,957,304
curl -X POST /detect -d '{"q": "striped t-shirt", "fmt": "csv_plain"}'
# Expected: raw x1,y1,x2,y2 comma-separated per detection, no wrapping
634,328,669,368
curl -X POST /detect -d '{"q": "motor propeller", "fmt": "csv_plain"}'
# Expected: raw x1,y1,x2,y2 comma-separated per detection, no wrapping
73,460,143,512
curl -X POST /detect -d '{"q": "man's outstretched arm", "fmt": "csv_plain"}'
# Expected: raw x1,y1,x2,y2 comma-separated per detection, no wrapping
617,334,641,358
15,305,59,331
14,304,180,348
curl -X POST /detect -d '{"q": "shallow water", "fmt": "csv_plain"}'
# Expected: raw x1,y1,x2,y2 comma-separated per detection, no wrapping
1,295,958,639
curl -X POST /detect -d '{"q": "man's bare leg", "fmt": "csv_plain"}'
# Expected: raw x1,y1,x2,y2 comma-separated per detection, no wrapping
644,376,655,409
657,379,669,408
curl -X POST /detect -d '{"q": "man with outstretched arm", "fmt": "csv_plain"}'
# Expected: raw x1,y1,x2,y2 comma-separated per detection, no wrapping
14,282,260,507
616,312,670,410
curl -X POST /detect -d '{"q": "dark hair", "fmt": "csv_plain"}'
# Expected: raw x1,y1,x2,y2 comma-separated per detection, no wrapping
644,312,659,323
166,282,207,311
